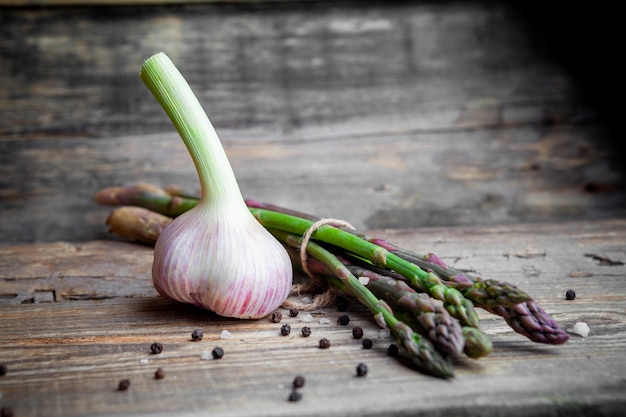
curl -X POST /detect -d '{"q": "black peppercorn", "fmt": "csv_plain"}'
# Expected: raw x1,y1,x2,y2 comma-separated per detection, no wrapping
289,308,299,317
118,379,131,391
150,342,163,354
271,311,283,323
565,289,576,300
212,346,224,359
318,338,331,349
301,326,311,337
155,368,165,379
0,364,7,376
288,389,302,402
1,407,14,417
362,338,373,349
280,324,291,336
352,327,364,339
191,329,203,341
293,375,306,388
387,343,399,357
337,315,350,326
356,363,368,377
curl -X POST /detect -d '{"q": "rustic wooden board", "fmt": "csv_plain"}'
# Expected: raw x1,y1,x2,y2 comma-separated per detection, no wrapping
0,2,578,139
2,2,625,243
2,122,625,243
1,220,625,416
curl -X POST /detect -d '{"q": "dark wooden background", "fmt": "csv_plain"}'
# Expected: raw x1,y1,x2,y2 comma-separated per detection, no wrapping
1,1,624,243
1,3,626,417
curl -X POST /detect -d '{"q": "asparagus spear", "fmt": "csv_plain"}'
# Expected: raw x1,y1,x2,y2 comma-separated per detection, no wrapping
385,249,533,308
95,185,568,344
371,247,569,344
249,207,480,329
105,206,171,244
486,302,569,344
348,266,465,358
269,229,454,378
461,326,494,359
95,185,197,217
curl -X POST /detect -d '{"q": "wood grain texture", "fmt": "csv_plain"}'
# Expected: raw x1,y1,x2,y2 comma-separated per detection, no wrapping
1,220,625,416
1,2,625,243
0,2,577,138
2,122,625,243
0,2,624,242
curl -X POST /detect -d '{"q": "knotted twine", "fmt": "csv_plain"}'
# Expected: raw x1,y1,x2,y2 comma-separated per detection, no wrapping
281,218,355,311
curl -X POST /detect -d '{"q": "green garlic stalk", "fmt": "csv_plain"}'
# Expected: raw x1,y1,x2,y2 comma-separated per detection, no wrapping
140,53,293,319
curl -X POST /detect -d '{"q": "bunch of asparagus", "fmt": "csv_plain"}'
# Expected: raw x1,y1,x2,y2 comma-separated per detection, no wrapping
95,183,569,378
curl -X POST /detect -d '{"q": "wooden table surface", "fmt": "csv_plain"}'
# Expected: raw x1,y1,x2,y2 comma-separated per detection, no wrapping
1,1,625,416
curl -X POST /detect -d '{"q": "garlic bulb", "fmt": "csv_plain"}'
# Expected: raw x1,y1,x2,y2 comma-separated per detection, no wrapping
140,52,293,319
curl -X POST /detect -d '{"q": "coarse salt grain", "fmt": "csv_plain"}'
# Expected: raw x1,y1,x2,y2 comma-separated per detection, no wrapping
220,330,232,339
301,296,312,304
572,322,590,337
319,318,331,325
139,358,149,364
300,313,314,323
358,276,370,285
200,350,212,360
378,328,391,339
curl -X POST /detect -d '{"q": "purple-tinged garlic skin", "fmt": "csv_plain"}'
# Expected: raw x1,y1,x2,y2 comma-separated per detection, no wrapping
153,203,293,319
141,53,293,319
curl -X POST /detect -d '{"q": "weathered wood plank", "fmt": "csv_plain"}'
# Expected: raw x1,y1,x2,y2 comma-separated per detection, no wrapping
0,220,625,416
0,3,584,139
2,2,625,243
2,121,625,242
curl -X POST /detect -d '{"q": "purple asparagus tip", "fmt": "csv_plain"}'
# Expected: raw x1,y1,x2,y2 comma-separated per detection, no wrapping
424,253,449,270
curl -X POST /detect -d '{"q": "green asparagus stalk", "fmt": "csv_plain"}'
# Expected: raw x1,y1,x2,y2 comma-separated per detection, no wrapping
281,240,492,360
348,266,465,358
249,207,480,329
269,229,454,378
95,185,198,217
95,185,568,344
461,326,493,359
366,246,569,344
383,248,533,308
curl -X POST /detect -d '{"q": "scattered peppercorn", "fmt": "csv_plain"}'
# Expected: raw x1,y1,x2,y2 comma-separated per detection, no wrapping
289,308,299,317
118,379,131,391
212,346,224,359
356,363,368,377
271,311,283,323
565,289,576,300
280,324,291,336
301,326,311,337
288,389,302,402
0,364,7,376
293,375,306,388
1,407,14,417
362,338,373,349
150,342,163,354
387,343,399,357
191,329,203,341
352,327,364,339
154,368,165,379
318,338,331,349
337,315,350,326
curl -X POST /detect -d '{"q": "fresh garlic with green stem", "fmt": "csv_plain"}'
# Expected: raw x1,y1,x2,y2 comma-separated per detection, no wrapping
140,52,293,319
